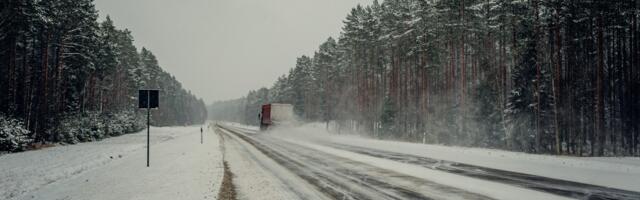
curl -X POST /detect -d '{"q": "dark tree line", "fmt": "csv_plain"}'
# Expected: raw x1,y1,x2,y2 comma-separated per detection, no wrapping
0,0,206,152
211,0,640,156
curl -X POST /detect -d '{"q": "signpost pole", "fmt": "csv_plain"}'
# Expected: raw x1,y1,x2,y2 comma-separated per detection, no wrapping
139,89,157,167
146,90,150,167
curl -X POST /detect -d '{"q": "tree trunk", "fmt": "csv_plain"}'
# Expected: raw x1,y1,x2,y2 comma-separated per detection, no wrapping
553,6,563,155
54,40,65,113
533,0,542,153
8,35,17,113
37,31,51,142
596,14,605,156
460,0,466,136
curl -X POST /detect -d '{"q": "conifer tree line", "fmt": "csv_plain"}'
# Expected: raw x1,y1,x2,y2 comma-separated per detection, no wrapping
210,0,640,156
0,0,207,152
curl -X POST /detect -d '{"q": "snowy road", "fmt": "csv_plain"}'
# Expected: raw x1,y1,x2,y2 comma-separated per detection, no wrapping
218,126,491,200
216,124,640,200
324,144,640,200
2,123,638,200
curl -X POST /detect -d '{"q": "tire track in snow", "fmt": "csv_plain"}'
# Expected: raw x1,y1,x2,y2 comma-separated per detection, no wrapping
324,143,640,200
219,125,493,200
219,126,362,199
217,126,328,200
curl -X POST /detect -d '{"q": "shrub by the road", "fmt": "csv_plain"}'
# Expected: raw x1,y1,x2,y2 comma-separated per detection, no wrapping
54,111,144,144
0,115,33,152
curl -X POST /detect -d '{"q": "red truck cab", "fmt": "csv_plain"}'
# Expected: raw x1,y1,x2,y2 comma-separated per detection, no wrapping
259,103,294,131
259,104,272,130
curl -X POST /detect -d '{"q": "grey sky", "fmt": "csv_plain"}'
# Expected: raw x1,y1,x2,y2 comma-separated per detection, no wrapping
94,0,372,103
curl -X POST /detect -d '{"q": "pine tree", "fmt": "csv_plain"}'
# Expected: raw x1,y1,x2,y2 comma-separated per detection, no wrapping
0,1,208,151
214,0,640,156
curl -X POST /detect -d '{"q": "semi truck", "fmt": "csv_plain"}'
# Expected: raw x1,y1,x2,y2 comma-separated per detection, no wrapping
259,103,294,130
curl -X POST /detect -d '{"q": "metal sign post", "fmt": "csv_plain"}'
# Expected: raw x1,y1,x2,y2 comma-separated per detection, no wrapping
146,103,150,167
139,90,159,167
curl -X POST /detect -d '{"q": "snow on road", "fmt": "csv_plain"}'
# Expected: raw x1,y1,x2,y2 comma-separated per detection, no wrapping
292,140,570,200
271,123,640,193
216,127,328,200
216,122,640,199
219,124,568,200
0,126,223,200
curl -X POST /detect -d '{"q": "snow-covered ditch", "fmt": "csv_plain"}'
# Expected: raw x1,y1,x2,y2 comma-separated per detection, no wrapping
0,126,223,200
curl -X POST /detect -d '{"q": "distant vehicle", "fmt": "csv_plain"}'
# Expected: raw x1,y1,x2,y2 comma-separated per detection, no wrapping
259,103,294,130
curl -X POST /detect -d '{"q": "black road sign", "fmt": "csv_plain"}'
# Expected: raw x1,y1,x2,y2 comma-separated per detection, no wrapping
139,90,159,108
139,89,159,167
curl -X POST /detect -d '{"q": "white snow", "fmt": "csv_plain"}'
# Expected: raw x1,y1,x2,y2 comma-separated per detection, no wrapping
289,139,572,200
217,127,328,200
0,125,223,200
5,121,637,200
268,123,640,193
219,121,258,132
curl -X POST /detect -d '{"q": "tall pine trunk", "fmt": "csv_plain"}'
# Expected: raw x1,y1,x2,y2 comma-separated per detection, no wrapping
596,14,605,156
553,6,563,155
37,31,51,142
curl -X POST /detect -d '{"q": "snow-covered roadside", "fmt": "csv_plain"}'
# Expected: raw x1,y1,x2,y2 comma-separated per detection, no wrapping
268,124,640,193
0,126,223,200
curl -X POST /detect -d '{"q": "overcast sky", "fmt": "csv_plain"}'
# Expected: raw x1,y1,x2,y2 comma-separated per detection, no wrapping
94,0,372,103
